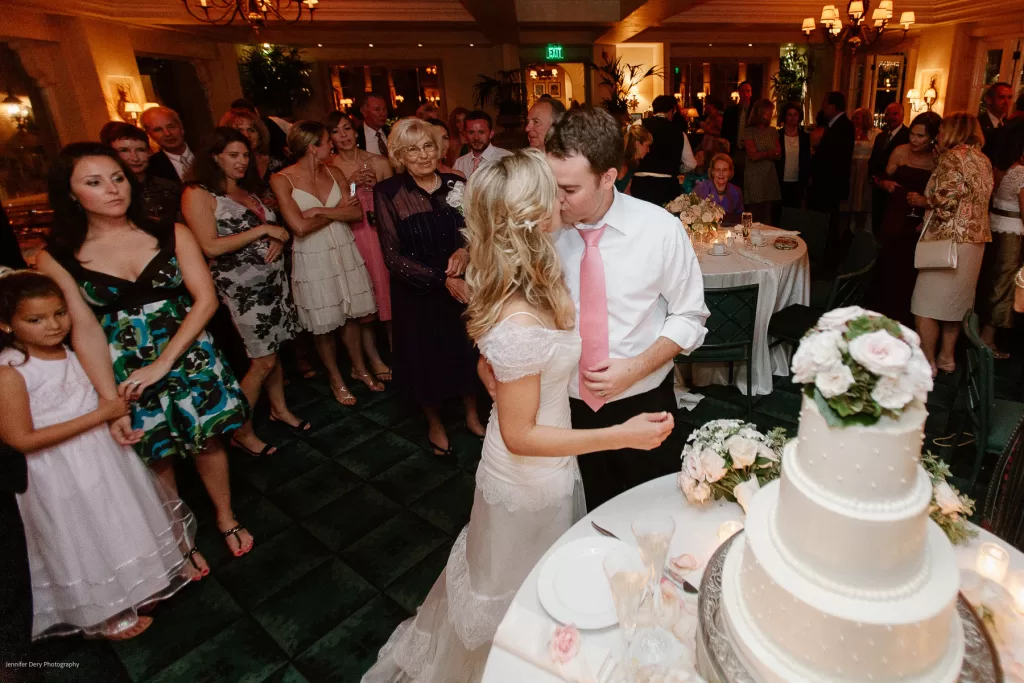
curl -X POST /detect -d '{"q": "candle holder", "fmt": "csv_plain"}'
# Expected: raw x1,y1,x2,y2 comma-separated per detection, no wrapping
976,542,1010,583
718,520,743,544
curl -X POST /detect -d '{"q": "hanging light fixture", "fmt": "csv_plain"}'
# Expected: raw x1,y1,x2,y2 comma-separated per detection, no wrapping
801,0,914,52
181,0,319,29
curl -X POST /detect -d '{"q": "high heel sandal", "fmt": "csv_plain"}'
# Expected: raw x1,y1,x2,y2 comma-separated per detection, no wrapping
351,372,385,392
331,383,357,406
230,435,277,457
269,414,312,432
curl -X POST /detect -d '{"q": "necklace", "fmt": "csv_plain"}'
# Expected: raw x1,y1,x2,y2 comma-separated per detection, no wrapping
417,173,440,194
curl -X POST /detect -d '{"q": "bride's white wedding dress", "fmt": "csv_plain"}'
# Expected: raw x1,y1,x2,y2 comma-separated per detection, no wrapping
362,313,586,683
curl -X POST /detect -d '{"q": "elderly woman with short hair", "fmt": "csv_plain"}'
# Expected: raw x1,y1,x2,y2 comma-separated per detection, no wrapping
374,118,483,455
694,153,745,223
907,112,994,375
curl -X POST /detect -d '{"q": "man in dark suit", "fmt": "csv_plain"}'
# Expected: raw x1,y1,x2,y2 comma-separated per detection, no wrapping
869,102,911,234
809,91,856,268
979,82,1013,165
721,81,753,187
139,106,192,185
630,95,686,207
0,443,31,679
355,94,391,156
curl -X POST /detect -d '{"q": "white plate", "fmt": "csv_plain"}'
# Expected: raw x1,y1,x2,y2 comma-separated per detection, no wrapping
537,536,631,630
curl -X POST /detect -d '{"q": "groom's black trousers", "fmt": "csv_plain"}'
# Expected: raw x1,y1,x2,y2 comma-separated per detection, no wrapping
571,374,684,511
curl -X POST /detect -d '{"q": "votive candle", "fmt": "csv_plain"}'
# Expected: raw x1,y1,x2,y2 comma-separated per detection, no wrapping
976,542,1010,583
718,520,744,543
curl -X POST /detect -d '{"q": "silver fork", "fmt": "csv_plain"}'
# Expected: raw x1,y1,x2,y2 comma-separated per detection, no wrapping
591,521,699,594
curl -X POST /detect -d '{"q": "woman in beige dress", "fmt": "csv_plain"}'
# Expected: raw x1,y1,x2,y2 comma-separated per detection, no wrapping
907,113,994,375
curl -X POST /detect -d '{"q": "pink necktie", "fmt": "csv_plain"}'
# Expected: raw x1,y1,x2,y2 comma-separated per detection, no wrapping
472,155,481,173
577,226,609,411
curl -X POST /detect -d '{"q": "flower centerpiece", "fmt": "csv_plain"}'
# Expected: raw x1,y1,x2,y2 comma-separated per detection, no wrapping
921,451,977,545
677,419,787,511
790,306,933,427
665,192,725,244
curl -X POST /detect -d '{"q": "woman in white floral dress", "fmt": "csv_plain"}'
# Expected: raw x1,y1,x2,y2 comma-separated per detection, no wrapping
361,149,675,682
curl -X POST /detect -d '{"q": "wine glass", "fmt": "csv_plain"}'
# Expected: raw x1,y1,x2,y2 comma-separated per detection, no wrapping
630,513,676,663
741,212,753,241
906,190,924,220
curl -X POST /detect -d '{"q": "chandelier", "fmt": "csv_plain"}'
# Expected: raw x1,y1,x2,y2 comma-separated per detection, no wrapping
801,0,915,51
181,0,319,29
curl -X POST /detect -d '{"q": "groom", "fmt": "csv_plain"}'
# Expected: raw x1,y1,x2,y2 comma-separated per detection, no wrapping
546,108,708,509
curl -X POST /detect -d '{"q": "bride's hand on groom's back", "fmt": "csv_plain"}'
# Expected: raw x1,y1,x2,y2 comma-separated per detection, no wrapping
616,412,674,451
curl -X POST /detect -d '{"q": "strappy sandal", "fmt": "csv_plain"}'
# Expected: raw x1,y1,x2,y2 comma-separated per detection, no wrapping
182,547,208,581
331,384,357,406
373,368,393,382
429,440,454,458
230,436,277,457
270,415,312,432
221,524,254,558
352,372,385,392
103,616,153,641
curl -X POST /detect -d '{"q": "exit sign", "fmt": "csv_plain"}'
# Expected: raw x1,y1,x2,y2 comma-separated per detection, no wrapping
546,43,564,60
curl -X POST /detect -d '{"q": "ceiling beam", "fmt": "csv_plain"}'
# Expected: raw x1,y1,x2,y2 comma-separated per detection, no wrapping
597,0,712,43
459,0,519,45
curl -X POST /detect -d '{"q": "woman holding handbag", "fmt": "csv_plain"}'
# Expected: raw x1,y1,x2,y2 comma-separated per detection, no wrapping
907,112,994,376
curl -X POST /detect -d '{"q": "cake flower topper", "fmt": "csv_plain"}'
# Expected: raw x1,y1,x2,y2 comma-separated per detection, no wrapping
791,306,933,427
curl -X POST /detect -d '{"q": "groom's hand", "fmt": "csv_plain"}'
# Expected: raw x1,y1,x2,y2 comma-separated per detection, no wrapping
582,358,639,401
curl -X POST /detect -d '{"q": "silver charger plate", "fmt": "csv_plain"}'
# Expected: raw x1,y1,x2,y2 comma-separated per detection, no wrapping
695,533,1003,683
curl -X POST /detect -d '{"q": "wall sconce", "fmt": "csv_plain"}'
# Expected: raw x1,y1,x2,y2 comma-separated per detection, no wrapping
530,69,538,79
906,88,922,111
908,77,939,112
123,102,142,123
730,90,740,103
340,97,354,110
923,77,938,110
697,90,707,101
395,94,405,104
3,92,31,131
551,68,558,77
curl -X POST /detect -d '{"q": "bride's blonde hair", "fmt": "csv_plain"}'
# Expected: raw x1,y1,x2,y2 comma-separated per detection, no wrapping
463,148,574,340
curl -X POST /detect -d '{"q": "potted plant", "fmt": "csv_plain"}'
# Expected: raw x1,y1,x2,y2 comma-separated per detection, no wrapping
590,55,663,120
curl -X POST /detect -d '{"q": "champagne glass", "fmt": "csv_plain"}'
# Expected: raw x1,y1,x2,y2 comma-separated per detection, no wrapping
630,513,676,664
741,212,753,241
603,547,647,674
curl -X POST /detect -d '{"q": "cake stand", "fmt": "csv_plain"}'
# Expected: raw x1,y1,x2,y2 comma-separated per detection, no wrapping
695,533,1003,683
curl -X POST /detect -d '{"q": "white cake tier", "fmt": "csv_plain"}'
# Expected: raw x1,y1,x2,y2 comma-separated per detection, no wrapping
794,396,926,506
774,440,933,598
720,481,963,683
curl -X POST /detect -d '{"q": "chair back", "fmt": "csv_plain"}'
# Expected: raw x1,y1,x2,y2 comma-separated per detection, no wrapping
981,415,1024,552
841,230,878,274
780,207,829,264
700,283,760,352
962,310,993,451
825,257,875,310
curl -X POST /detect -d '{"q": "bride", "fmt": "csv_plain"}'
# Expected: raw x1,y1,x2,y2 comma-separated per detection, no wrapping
362,148,674,682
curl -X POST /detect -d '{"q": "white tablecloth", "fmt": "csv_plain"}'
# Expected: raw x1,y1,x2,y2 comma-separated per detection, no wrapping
480,474,1024,683
691,228,810,396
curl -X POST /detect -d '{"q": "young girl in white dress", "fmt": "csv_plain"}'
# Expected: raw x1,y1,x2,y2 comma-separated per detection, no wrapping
362,149,675,682
0,270,196,641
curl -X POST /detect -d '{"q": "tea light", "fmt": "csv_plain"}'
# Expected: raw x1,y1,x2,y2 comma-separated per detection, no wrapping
712,241,726,255
718,520,744,543
726,230,735,248
976,542,1010,583
1006,570,1024,614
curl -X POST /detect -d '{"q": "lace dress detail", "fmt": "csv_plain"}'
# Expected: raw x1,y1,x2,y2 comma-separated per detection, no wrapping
361,316,586,683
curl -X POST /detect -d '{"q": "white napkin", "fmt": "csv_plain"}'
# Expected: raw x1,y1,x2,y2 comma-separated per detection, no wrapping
767,229,801,237
493,604,616,683
737,247,776,267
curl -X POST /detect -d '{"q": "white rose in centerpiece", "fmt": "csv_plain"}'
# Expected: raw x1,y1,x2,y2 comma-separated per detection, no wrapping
757,443,779,463
725,436,758,468
815,362,855,398
848,330,912,378
734,476,761,514
698,448,728,482
934,482,964,515
690,481,712,503
685,451,707,482
871,374,915,410
817,306,870,331
701,211,714,223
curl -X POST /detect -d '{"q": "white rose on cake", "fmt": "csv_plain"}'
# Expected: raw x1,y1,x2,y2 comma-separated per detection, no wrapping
848,330,912,378
725,436,758,468
871,374,915,410
815,362,855,398
791,330,843,382
817,306,870,330
906,347,934,400
933,482,964,515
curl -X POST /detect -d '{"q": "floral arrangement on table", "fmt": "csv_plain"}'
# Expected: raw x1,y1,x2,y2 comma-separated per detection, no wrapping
921,451,978,545
960,571,1024,681
665,192,725,242
677,419,787,512
791,306,933,427
445,180,466,215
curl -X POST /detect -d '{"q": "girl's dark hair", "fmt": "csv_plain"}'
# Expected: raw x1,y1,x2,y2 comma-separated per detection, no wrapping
0,269,66,361
46,142,164,256
910,112,942,144
325,110,356,133
185,126,260,194
778,101,804,125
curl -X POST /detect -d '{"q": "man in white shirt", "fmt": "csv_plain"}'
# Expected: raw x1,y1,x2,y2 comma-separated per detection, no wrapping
546,107,709,509
525,97,566,151
139,106,193,184
357,94,391,156
453,111,511,178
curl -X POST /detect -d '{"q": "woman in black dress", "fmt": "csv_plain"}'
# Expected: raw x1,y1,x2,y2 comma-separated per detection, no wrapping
864,112,941,326
374,118,484,456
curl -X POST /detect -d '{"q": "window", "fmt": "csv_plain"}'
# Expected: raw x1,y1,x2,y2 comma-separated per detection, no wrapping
872,57,905,128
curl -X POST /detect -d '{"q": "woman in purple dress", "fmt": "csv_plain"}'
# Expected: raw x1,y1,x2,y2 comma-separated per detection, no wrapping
695,153,744,223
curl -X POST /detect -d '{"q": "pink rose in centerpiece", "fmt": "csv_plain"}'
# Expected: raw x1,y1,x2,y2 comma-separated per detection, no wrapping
549,624,581,664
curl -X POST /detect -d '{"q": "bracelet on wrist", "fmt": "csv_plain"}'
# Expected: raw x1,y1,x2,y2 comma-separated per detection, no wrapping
1014,268,1024,289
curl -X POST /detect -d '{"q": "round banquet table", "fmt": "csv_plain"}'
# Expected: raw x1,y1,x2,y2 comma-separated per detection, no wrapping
480,473,1024,683
692,228,810,397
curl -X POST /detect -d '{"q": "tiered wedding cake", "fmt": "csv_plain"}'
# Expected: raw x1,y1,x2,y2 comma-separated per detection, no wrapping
719,309,965,682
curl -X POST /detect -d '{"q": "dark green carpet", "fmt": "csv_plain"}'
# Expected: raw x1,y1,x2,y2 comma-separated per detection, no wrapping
25,358,1000,682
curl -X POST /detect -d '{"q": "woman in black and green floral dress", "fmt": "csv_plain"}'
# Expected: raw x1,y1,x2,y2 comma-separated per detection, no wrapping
38,143,253,577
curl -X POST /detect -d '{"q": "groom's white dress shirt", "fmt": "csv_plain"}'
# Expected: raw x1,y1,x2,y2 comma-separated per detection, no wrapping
554,189,709,402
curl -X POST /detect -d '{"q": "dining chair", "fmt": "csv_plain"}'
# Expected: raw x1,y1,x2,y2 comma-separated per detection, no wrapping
677,283,759,420
809,230,878,307
767,256,876,348
780,207,829,267
957,310,1024,497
